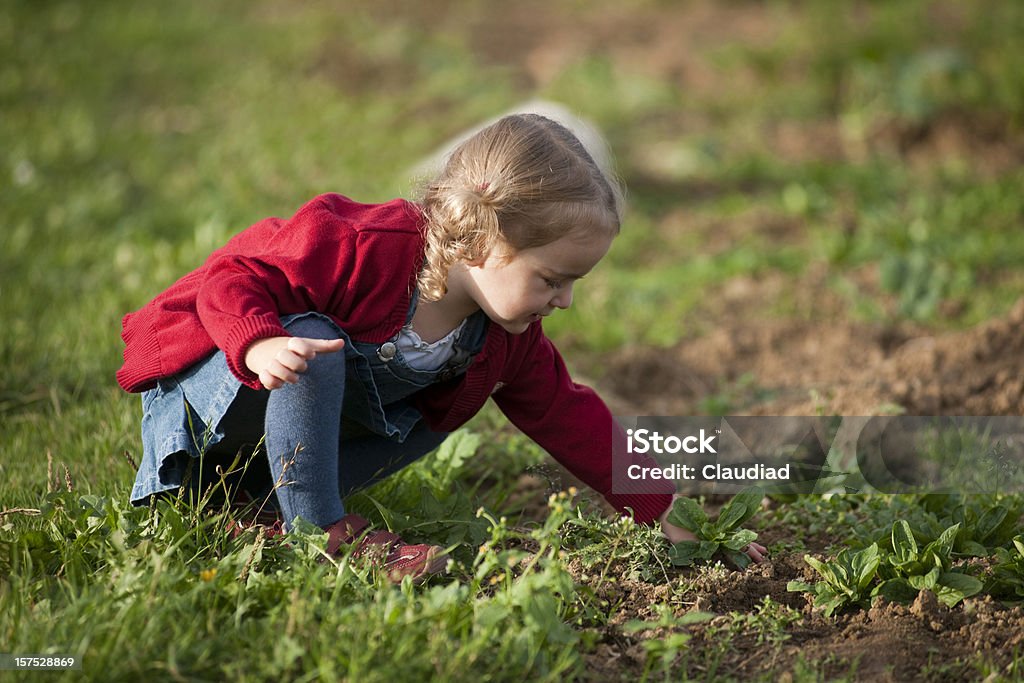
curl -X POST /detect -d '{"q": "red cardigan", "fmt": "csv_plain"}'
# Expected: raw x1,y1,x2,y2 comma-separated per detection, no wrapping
117,194,673,523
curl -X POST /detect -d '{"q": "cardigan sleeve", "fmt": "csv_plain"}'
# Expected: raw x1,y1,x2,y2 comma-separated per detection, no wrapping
492,325,674,525
195,198,358,388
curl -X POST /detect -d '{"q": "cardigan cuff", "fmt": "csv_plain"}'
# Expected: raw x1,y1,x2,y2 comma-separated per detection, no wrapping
222,313,291,389
605,491,674,526
115,313,164,392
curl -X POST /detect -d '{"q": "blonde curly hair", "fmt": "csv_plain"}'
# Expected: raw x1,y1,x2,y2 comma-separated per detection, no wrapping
417,113,623,302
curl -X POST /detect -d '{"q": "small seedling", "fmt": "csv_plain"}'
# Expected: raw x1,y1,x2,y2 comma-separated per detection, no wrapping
788,543,881,617
666,487,763,569
875,520,983,608
623,605,714,678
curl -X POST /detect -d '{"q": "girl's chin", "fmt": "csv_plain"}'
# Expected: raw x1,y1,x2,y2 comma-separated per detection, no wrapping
498,318,535,334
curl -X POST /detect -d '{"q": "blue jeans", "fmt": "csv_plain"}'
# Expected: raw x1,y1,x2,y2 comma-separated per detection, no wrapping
130,311,491,529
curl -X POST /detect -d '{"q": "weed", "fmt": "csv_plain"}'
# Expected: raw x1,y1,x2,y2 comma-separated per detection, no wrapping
735,596,803,646
622,605,714,681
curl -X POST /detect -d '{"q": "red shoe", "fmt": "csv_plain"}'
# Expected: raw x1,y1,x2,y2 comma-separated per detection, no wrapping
226,491,285,540
324,514,447,583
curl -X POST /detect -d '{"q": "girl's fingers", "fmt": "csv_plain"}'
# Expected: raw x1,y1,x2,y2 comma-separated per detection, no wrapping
287,336,345,359
275,349,309,374
257,337,345,390
313,337,346,353
259,369,284,391
745,542,769,563
267,359,300,385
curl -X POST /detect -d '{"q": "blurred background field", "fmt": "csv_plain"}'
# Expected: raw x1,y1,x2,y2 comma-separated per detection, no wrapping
4,0,1023,490
2,1,1024,679
3,0,1023,477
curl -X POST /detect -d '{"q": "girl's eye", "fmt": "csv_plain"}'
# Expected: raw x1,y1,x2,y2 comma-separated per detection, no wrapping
544,278,563,290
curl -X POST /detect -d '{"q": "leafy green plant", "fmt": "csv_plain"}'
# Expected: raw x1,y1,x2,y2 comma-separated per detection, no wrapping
915,494,1024,556
344,428,493,554
875,520,983,608
790,519,983,615
666,487,763,569
849,494,1024,560
788,543,881,617
985,535,1024,601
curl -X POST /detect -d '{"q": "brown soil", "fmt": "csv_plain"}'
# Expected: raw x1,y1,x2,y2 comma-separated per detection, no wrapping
565,548,1024,681
603,297,1024,418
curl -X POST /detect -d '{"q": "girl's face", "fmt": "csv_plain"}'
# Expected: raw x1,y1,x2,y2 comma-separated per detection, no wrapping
463,231,614,335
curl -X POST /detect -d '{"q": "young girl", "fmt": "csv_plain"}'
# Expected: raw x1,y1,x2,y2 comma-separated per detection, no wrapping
117,113,766,582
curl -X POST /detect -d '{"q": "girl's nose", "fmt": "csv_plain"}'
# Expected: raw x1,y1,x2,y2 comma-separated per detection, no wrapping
552,285,573,309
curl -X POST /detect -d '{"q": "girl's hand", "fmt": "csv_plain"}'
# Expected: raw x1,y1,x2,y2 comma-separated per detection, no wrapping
244,336,345,390
737,540,769,564
658,494,770,565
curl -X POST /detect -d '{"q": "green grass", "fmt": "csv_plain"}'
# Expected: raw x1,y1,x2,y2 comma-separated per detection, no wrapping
3,0,1024,680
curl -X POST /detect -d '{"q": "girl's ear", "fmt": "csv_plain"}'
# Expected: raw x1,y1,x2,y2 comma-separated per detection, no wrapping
462,250,487,268
461,242,494,268
466,237,514,268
